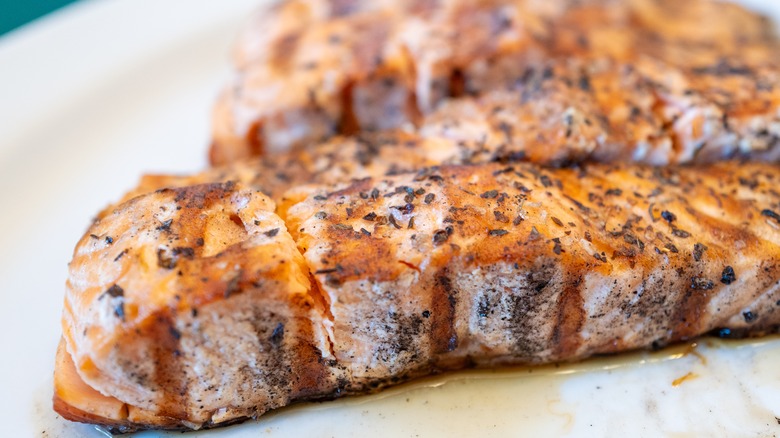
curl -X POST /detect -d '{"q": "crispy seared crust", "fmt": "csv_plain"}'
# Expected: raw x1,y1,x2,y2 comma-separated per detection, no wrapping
56,161,780,430
211,0,780,165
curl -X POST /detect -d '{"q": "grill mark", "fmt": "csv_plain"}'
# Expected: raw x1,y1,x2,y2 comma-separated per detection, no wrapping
670,280,717,340
147,314,188,419
506,260,557,360
429,270,458,354
245,121,265,157
287,309,334,401
449,68,466,98
551,278,585,359
338,82,359,136
247,307,292,409
397,43,424,127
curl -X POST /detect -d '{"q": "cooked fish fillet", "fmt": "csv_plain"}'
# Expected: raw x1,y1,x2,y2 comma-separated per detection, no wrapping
210,0,780,164
59,182,335,431
56,161,780,431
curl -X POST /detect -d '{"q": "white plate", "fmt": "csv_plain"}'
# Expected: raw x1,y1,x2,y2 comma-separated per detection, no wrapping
1,1,779,437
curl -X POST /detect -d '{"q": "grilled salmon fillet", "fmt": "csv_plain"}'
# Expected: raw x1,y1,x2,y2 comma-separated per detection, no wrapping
59,182,334,431
210,0,780,164
56,161,780,431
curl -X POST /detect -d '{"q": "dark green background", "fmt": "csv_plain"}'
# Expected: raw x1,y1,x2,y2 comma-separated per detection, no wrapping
1,0,79,36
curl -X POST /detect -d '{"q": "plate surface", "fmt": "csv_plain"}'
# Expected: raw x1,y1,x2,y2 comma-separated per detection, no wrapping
1,1,779,437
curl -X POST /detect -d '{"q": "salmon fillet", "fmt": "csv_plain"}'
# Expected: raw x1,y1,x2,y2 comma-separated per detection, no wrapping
210,0,780,164
59,182,333,431
56,161,780,431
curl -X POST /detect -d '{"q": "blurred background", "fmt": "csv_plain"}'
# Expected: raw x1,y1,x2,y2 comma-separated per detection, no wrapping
1,0,78,35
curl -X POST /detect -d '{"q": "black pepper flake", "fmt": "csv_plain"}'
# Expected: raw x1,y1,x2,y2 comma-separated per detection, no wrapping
514,181,532,193
415,188,426,195
114,303,125,321
264,228,280,238
661,211,677,223
254,220,261,226
156,219,173,231
363,212,377,221
407,217,415,229
359,192,369,199
325,274,342,287
315,268,339,274
761,209,780,224
103,284,124,298
424,193,435,204
738,177,759,189
345,207,353,217
605,188,622,196
593,252,607,262
584,231,592,242
433,229,450,245
565,195,591,214
370,188,380,200
313,195,328,201
489,229,508,236
481,190,498,199
671,228,690,238
392,203,414,214
89,234,99,240
314,211,328,219
173,247,195,259
270,322,284,345
721,266,736,284
623,233,640,247
333,223,353,231
169,327,181,341
551,238,563,255
494,211,509,222
113,249,129,262
690,277,714,290
493,166,515,175
513,215,524,225
388,214,402,229
692,243,708,261
224,274,242,298
422,310,431,318
715,328,732,338
578,74,592,91
664,243,679,253
539,175,553,188
360,227,371,236
105,236,114,245
157,248,176,269
196,238,204,246
743,310,757,323
551,217,564,227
